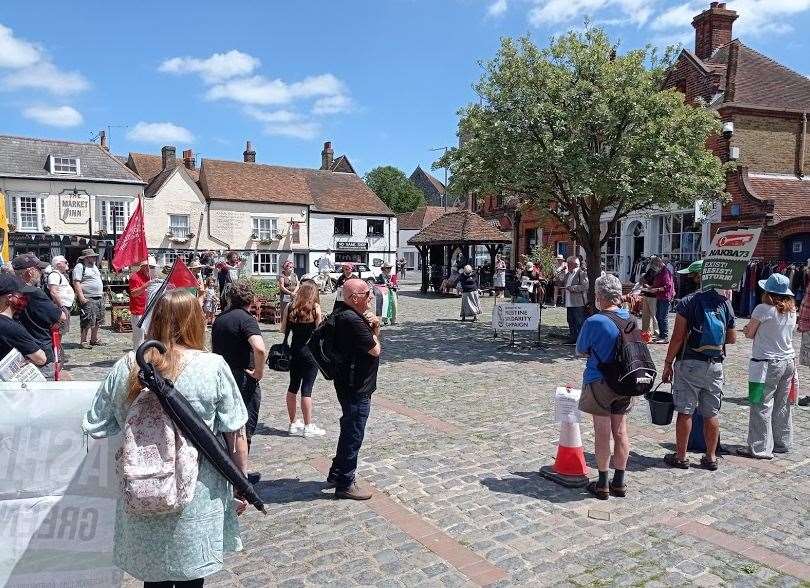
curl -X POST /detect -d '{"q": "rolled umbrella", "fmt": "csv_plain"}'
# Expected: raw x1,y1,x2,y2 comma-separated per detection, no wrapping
136,340,267,514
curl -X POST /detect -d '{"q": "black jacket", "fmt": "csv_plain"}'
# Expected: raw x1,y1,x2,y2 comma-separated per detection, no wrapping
458,273,478,293
19,285,62,362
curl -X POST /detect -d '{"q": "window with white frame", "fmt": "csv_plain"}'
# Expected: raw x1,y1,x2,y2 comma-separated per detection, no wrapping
8,193,46,232
169,214,190,238
252,217,278,240
601,221,621,274
162,250,182,266
252,252,279,275
655,212,702,263
99,199,132,233
367,219,384,237
50,156,79,175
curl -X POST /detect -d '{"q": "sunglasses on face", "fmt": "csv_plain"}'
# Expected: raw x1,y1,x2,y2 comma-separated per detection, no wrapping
353,289,371,299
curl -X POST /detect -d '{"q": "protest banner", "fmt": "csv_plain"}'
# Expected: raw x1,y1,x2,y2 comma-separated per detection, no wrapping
701,227,762,291
0,381,121,588
491,302,540,332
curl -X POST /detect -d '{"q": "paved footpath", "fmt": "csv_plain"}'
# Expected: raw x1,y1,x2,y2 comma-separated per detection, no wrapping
66,282,810,587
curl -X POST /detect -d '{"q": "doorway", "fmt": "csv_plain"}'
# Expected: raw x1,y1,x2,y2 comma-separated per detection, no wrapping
294,253,307,277
626,221,646,280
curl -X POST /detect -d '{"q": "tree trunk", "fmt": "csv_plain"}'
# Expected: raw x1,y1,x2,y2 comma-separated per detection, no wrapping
584,222,602,307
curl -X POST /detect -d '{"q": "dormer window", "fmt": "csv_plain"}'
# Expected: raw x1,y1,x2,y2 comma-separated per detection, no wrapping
50,156,80,175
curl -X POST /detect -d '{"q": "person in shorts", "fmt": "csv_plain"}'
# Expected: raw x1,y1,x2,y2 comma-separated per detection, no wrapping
662,260,736,471
46,256,75,336
72,248,105,349
577,274,633,500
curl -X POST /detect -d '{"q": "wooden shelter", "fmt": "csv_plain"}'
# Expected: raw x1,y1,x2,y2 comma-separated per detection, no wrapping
407,210,511,293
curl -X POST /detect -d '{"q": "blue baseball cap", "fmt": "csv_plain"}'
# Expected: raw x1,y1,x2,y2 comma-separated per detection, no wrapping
758,273,793,297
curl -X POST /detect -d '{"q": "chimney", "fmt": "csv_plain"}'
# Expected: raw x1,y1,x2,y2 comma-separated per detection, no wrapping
161,145,177,170
182,149,195,170
321,141,334,170
243,140,256,163
692,2,738,60
99,130,109,151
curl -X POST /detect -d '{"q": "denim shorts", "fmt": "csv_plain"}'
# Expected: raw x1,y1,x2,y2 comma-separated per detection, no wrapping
672,359,724,417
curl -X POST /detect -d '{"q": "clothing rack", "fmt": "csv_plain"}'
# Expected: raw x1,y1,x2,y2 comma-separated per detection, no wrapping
733,260,808,318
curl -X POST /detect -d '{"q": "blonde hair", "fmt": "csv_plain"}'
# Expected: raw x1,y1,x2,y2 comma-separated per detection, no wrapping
126,289,205,402
289,280,319,323
763,292,796,315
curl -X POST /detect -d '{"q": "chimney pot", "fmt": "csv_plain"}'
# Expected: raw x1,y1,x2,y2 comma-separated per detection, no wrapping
161,145,177,170
182,149,195,170
692,2,738,60
99,130,109,151
321,140,335,171
243,140,256,163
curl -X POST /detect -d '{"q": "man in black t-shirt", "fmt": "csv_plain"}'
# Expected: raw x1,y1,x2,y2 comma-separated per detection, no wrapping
13,254,62,376
0,274,47,369
212,280,267,451
328,278,381,500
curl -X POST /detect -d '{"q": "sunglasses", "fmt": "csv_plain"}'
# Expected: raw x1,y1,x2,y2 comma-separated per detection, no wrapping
353,289,372,299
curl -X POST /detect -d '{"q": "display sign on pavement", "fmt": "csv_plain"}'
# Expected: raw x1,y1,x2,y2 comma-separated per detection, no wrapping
701,227,762,291
491,302,540,331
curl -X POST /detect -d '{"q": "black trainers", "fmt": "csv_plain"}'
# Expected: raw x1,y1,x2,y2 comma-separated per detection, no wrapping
335,483,372,500
798,396,810,407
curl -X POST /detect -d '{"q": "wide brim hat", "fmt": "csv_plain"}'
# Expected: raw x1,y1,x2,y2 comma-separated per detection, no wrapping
79,248,99,259
188,260,204,271
677,260,703,275
758,274,794,297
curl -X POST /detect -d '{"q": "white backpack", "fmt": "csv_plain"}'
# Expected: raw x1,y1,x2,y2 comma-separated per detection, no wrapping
116,354,199,515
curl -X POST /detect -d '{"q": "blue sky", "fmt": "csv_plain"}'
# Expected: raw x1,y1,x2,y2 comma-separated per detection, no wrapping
1,1,808,179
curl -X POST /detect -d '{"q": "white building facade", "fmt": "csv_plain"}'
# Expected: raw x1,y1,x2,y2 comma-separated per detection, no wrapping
309,212,397,272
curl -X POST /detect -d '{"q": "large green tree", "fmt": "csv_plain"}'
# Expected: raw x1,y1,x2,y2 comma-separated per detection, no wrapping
365,166,426,213
437,29,728,303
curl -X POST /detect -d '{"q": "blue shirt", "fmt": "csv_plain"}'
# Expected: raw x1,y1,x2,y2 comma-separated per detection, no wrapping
576,309,630,385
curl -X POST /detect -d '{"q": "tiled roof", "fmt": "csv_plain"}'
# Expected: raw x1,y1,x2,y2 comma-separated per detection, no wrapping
747,174,810,225
408,210,512,245
329,155,356,174
127,153,199,183
397,206,449,230
200,159,394,215
707,42,810,110
0,135,144,184
410,166,447,206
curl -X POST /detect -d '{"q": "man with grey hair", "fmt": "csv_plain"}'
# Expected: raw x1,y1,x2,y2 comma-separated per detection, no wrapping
576,273,634,499
562,255,589,343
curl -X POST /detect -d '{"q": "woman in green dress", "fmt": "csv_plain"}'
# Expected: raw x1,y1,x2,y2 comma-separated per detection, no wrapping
83,289,250,588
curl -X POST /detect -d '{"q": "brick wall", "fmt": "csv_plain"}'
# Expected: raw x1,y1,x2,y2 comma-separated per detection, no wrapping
731,114,800,175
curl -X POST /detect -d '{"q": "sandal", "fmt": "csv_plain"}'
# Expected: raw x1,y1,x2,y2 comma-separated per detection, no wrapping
609,484,626,498
586,481,609,500
700,456,719,471
90,340,106,346
664,453,690,469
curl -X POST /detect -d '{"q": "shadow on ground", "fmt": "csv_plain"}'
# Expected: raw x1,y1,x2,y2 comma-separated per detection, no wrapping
255,479,333,504
480,471,594,504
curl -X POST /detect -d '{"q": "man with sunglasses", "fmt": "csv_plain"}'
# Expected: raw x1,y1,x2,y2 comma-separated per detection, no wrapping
328,278,381,500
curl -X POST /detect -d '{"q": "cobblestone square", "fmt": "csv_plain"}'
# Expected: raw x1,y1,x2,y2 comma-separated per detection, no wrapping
66,282,810,587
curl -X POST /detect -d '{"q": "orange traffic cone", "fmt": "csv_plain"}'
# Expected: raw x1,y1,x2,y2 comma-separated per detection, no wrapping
540,389,590,488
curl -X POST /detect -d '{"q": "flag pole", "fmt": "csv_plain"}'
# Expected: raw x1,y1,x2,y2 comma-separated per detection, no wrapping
137,257,177,329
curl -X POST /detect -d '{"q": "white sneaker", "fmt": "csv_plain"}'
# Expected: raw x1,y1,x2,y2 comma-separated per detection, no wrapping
288,420,304,435
303,423,326,438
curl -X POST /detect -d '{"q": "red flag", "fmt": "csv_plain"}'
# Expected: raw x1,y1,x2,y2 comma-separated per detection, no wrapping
167,259,199,290
111,198,148,272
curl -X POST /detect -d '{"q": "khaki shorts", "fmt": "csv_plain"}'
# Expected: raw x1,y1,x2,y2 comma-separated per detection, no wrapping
672,359,723,417
579,379,634,416
79,297,104,328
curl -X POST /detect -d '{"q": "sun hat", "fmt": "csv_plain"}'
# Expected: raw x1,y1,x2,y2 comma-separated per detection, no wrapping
11,253,48,271
188,260,204,271
758,273,794,297
78,248,99,259
677,260,704,275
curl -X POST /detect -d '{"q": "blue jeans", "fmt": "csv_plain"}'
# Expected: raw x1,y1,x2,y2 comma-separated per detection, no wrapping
656,299,670,339
329,392,371,489
567,306,586,342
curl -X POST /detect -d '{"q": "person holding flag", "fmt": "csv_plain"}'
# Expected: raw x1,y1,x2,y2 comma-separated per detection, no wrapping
138,257,201,335
129,256,159,348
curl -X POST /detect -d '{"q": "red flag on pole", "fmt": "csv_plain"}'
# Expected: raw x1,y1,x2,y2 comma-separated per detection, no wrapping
111,197,148,272
167,259,199,291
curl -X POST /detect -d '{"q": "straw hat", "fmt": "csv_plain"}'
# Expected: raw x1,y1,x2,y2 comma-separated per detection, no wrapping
78,248,98,259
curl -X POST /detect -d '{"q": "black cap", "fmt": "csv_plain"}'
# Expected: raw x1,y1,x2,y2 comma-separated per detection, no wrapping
0,274,24,295
11,253,48,271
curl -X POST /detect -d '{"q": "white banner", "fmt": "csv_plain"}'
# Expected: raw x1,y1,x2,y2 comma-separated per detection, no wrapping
491,303,540,331
0,382,121,588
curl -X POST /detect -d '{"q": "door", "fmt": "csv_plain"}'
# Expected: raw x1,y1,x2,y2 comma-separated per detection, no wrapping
294,253,307,277
785,233,810,264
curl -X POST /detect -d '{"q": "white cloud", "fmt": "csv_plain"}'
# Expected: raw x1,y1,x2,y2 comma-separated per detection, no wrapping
126,122,194,144
206,73,346,106
0,23,41,68
244,107,299,123
312,94,353,115
263,121,321,140
488,0,509,17
22,105,83,127
652,0,810,38
0,23,89,96
528,0,654,26
3,61,89,95
158,50,260,83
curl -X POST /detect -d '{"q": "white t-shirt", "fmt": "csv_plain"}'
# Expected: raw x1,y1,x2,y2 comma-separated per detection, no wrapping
750,303,796,360
47,270,75,307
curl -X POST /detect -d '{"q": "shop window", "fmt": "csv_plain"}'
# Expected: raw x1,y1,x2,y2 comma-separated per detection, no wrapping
8,194,46,232
367,219,384,237
601,221,621,273
252,252,279,275
50,156,79,175
252,217,277,240
169,214,190,238
334,218,351,235
656,212,701,263
99,199,132,233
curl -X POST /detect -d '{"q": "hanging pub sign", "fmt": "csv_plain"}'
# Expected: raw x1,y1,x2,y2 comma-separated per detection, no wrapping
59,190,90,224
337,241,369,250
701,227,762,291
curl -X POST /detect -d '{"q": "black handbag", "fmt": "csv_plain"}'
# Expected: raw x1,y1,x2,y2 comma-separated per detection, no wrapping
267,325,292,372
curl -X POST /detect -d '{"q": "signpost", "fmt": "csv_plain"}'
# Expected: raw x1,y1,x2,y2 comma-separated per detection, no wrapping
701,227,762,291
492,302,540,348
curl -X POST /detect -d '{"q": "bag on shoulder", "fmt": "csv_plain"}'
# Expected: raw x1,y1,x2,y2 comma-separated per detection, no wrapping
116,362,198,515
267,324,292,372
306,310,346,381
597,312,657,397
688,296,727,358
